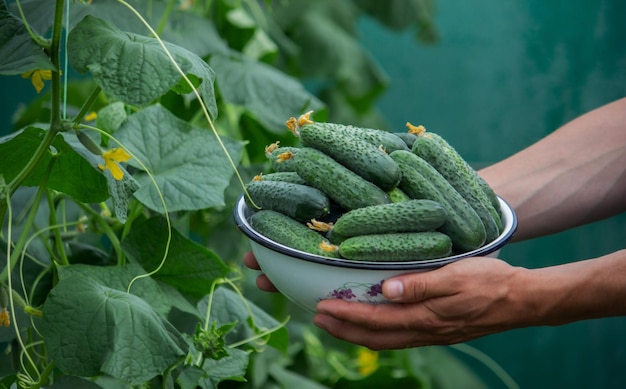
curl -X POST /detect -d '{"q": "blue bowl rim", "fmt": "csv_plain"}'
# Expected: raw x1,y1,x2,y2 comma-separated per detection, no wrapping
234,194,518,270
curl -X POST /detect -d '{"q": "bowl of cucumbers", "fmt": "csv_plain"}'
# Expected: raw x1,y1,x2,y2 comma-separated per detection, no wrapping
234,113,517,312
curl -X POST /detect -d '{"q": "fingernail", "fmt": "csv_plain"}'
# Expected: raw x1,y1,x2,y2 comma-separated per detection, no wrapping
385,280,403,300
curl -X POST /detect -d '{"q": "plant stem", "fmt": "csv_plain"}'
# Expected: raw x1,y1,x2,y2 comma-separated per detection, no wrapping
46,192,69,266
71,86,103,127
156,0,176,36
0,0,67,224
0,157,56,290
49,0,66,130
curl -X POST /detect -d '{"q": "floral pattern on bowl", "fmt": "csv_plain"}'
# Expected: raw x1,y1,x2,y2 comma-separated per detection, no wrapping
320,280,389,304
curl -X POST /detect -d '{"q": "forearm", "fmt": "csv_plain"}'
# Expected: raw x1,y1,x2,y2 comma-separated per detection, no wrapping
514,249,626,326
480,98,626,241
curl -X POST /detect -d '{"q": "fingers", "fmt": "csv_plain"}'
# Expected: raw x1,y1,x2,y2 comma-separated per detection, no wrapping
314,300,461,349
383,266,460,303
243,251,280,292
242,250,261,270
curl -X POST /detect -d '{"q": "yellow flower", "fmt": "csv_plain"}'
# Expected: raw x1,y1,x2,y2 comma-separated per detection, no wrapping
98,148,132,180
84,111,98,122
0,308,10,327
356,347,379,376
21,69,54,93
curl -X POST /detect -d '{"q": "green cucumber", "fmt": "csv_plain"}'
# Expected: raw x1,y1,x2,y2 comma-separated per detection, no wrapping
387,187,411,203
292,147,392,210
265,144,299,172
390,150,486,252
420,132,501,215
253,171,306,185
296,122,402,190
394,132,419,148
250,210,339,258
245,179,330,222
339,231,452,261
412,134,502,243
333,199,447,237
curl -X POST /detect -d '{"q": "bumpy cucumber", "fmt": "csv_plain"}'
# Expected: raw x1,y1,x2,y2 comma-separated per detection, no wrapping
333,199,447,237
250,210,339,258
245,179,330,222
394,132,419,148
253,172,306,185
412,129,501,216
295,122,402,190
265,143,299,172
390,150,486,251
387,187,411,203
292,147,392,210
339,231,452,261
412,134,502,243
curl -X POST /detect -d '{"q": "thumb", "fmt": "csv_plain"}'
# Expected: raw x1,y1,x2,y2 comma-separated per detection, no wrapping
383,269,455,303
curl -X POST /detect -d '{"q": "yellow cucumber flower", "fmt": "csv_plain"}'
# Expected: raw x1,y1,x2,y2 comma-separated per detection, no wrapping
0,307,9,327
21,69,54,93
356,347,379,376
98,148,132,180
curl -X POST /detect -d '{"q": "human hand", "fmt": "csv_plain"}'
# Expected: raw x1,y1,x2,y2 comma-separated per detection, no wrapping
313,257,531,350
242,251,279,292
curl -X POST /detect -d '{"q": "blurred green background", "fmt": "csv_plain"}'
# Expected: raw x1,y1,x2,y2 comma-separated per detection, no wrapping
356,1,626,388
1,0,625,388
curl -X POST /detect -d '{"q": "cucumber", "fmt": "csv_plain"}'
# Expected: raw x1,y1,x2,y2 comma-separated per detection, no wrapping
339,231,452,261
250,210,339,258
394,132,419,148
387,187,411,203
245,179,330,222
265,143,299,172
295,122,402,190
333,199,447,237
412,134,502,243
288,112,409,152
253,172,306,185
292,147,392,210
415,130,501,216
389,150,486,252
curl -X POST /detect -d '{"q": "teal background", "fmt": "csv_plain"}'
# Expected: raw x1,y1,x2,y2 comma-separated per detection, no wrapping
357,1,626,388
1,1,625,388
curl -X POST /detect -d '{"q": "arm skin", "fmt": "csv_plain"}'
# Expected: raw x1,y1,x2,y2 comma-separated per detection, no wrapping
244,98,626,349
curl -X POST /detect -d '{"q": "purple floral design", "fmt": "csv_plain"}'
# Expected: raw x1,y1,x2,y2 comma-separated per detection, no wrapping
322,280,386,302
366,280,384,297
330,287,356,300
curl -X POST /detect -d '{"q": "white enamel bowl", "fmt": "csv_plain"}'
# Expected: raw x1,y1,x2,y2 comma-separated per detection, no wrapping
234,196,517,312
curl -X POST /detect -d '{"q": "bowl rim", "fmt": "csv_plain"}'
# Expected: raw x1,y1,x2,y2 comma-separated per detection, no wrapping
234,195,518,270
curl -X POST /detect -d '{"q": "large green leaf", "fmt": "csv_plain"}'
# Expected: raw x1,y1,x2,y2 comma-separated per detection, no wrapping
122,217,232,300
114,104,245,212
0,127,109,203
68,15,217,117
210,52,325,132
40,274,187,384
56,263,198,317
0,0,55,74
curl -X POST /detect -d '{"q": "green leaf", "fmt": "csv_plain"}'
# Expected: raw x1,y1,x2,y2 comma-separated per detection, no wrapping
199,287,289,354
198,347,249,387
40,274,187,384
0,1,54,75
57,263,198,317
122,217,232,300
0,127,109,203
291,10,389,106
61,130,139,222
114,104,245,212
354,0,439,43
68,15,217,118
210,53,325,132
